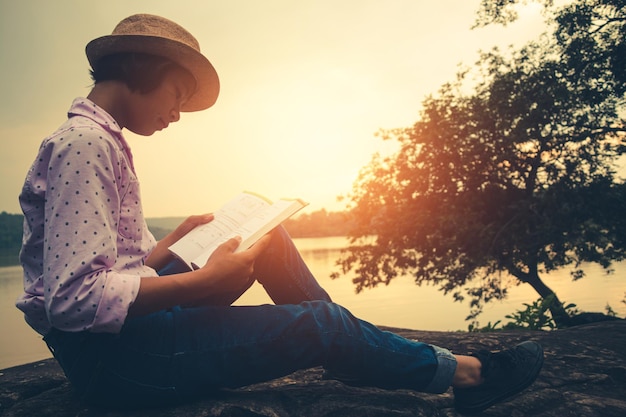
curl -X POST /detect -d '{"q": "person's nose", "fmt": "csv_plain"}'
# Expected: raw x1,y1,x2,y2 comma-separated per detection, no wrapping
170,108,181,123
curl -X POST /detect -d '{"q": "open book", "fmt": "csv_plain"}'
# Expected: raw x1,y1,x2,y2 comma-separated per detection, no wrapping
168,191,308,270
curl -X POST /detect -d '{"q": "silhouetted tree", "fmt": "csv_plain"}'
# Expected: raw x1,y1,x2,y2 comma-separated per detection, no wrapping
335,0,626,327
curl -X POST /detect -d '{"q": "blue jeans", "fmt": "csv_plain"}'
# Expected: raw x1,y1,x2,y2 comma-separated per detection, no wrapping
44,227,457,408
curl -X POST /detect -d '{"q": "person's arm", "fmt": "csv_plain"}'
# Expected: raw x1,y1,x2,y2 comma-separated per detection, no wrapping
128,233,272,317
145,214,214,271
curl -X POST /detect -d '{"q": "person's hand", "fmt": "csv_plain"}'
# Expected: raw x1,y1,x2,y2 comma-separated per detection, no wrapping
133,232,273,315
198,233,272,292
172,213,214,241
145,214,214,271
162,213,215,247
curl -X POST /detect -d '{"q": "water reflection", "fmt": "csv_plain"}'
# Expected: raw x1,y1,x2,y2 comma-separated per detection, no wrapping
237,237,626,331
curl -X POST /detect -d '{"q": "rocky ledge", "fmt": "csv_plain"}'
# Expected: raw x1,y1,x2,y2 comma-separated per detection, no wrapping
1,321,625,417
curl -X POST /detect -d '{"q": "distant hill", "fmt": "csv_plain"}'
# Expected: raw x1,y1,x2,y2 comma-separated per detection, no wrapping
145,217,187,230
0,212,24,266
145,217,187,240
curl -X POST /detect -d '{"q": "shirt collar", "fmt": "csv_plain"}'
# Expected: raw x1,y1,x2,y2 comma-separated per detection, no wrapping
67,97,123,135
67,97,136,171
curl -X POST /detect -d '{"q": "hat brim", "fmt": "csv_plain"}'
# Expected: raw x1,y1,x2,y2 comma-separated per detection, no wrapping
86,35,219,112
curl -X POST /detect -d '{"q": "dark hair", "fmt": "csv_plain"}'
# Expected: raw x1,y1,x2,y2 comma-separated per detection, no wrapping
90,52,196,95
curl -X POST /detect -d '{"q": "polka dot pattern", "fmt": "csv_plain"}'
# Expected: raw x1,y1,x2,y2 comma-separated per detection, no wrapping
17,98,156,335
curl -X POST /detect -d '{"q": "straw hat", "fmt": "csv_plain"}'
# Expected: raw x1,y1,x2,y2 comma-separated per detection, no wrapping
85,14,219,111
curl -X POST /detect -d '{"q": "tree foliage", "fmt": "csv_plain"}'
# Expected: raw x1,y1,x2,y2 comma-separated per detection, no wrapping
336,0,626,326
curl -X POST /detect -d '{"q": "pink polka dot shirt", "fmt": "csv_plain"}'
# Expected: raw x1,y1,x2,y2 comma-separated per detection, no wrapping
17,98,157,335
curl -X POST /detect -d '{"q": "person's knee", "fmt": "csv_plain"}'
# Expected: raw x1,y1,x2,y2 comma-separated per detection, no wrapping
305,301,359,331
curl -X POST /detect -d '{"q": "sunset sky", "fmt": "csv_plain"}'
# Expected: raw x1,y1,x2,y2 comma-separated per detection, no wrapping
1,0,552,218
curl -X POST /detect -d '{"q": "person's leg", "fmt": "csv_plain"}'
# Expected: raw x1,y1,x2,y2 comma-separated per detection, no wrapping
165,301,453,395
451,355,483,388
158,253,256,306
45,301,542,413
250,226,332,304
51,301,455,408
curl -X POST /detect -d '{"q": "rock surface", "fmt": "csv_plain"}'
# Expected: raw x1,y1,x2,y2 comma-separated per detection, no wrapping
1,321,625,416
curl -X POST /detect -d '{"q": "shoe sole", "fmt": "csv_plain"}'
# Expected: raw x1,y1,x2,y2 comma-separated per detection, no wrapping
455,341,544,415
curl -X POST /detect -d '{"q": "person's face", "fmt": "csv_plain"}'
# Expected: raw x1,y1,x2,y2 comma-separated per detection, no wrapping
125,69,193,136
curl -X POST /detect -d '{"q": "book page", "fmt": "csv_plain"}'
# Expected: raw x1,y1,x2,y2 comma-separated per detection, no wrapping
190,198,307,268
235,199,306,251
168,192,270,269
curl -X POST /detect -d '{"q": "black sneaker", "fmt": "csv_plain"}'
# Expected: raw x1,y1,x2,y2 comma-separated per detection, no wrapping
453,341,544,414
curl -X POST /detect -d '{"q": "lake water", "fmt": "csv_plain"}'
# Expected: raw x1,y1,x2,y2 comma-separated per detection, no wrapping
1,236,624,370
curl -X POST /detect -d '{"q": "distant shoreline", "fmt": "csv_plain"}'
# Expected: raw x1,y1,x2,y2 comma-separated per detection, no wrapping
0,249,19,267
0,210,354,267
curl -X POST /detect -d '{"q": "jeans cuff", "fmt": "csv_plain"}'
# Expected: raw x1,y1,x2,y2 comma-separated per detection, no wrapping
423,345,457,393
